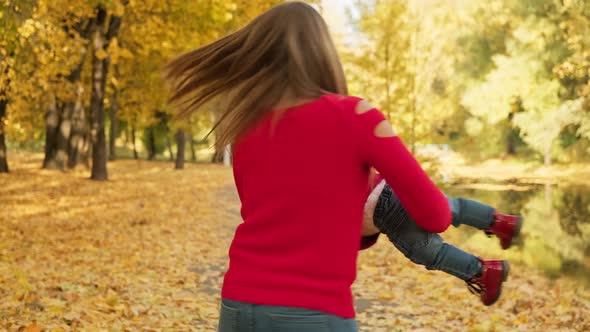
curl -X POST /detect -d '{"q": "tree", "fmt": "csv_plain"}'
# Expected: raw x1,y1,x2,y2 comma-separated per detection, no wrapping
0,97,8,173
0,0,36,172
175,129,185,169
554,0,590,149
44,19,94,170
348,0,460,151
460,0,584,164
89,1,128,180
2,1,96,171
2,0,320,174
108,66,120,161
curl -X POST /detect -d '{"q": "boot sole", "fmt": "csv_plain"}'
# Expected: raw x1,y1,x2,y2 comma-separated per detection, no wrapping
503,216,524,250
485,261,510,306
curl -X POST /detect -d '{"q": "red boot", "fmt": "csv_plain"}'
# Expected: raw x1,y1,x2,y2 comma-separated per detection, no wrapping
467,260,509,306
485,212,523,249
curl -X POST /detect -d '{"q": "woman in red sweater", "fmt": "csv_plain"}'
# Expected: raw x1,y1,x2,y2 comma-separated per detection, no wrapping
166,2,453,331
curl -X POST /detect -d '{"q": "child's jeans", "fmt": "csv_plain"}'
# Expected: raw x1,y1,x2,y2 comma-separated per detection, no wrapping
218,298,358,332
373,184,496,280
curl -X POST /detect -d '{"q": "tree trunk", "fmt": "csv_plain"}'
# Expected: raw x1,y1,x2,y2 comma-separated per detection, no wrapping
43,100,73,171
506,130,517,155
189,133,197,162
123,124,129,145
212,147,223,163
223,144,232,166
505,112,518,156
109,90,118,161
54,103,72,170
211,121,223,163
67,89,90,169
43,95,60,169
166,134,174,161
0,60,13,172
44,18,92,171
544,139,552,166
131,122,138,160
0,97,8,173
89,8,109,181
88,5,126,180
409,45,417,155
175,129,185,169
384,37,392,121
147,126,156,160
66,19,93,169
409,13,421,155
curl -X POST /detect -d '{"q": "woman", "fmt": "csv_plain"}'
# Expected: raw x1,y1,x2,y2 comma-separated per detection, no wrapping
166,2,451,331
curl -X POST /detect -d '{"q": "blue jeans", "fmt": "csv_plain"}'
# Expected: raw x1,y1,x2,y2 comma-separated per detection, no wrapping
373,184,495,280
218,299,358,332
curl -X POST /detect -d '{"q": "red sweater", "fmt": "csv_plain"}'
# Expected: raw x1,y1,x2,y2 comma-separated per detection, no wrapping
222,94,451,318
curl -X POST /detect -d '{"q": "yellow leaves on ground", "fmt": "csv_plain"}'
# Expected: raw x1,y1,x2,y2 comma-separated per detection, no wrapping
1,152,589,331
21,321,43,332
1,153,235,331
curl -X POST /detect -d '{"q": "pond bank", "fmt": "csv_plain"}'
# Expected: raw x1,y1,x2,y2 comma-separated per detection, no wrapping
440,158,590,186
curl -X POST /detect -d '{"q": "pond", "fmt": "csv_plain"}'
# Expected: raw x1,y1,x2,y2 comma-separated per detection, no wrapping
441,182,590,288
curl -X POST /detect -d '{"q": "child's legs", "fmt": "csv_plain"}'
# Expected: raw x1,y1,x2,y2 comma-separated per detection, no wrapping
374,186,482,280
447,197,495,230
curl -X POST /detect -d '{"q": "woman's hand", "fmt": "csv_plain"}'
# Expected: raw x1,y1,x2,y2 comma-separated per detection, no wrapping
362,218,380,236
363,167,381,236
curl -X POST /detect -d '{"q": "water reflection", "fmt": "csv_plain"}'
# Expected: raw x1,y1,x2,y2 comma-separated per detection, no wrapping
441,182,590,287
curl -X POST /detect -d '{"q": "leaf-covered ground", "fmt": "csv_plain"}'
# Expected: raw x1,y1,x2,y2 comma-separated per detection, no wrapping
1,153,589,331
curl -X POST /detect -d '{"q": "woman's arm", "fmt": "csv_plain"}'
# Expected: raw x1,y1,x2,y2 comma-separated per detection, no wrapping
352,98,451,233
362,168,382,236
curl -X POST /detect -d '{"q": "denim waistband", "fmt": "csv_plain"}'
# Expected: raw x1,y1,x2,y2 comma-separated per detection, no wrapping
373,184,393,223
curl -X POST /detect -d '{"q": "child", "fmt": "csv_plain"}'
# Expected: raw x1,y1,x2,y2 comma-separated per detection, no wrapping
364,172,522,305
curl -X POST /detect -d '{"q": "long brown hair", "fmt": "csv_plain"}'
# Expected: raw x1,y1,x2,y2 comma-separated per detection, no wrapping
164,1,348,148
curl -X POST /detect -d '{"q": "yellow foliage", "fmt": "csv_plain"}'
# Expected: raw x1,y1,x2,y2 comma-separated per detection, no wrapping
94,48,108,61
2,0,320,145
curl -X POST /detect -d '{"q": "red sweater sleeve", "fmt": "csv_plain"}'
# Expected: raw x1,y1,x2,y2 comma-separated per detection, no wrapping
350,98,451,233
